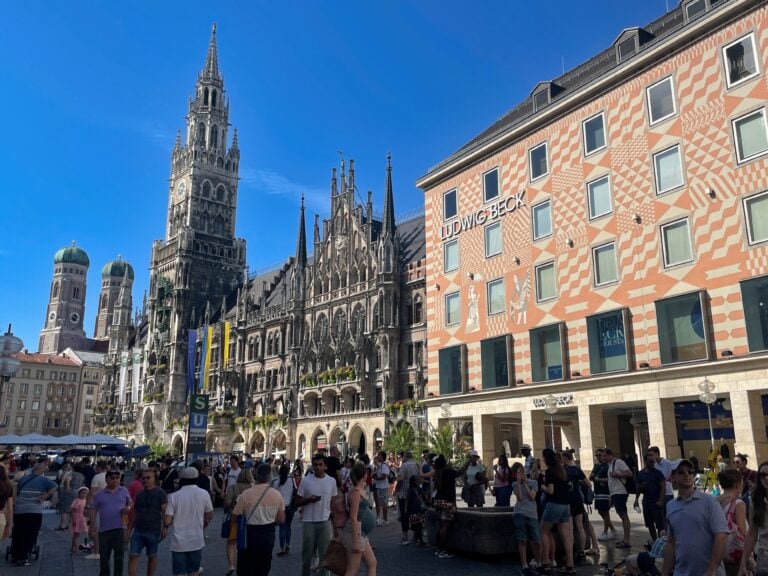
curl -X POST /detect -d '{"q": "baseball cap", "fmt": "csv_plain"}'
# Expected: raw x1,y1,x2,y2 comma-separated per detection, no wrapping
180,466,199,479
521,444,531,450
671,459,694,472
469,450,479,457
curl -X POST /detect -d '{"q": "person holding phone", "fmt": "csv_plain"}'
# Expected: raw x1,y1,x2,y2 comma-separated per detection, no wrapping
295,455,337,576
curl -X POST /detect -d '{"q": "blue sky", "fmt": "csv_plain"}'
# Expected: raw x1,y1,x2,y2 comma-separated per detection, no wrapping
1,1,667,350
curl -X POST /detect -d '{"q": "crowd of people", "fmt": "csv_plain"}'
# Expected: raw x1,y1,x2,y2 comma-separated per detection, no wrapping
0,443,766,576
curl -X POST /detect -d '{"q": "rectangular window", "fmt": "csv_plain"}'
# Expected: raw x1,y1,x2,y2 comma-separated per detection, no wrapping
741,275,768,352
33,385,41,396
36,370,44,379
531,323,565,382
733,109,768,163
661,218,693,267
84,415,90,424
443,189,457,220
4,400,9,410
87,386,94,396
445,292,460,326
444,240,459,272
20,383,28,394
21,369,29,378
593,242,618,286
647,77,676,124
587,309,630,374
656,291,709,364
744,191,768,245
653,145,685,193
483,168,499,202
583,112,606,155
406,343,415,367
487,278,505,315
484,222,502,258
31,401,39,411
535,261,557,302
438,345,463,394
30,416,38,429
15,416,23,428
685,0,707,20
85,400,92,409
481,336,509,389
6,384,12,395
587,175,612,219
17,400,26,410
532,200,553,240
723,33,759,88
529,142,549,181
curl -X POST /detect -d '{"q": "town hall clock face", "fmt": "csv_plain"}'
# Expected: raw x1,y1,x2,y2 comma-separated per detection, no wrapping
70,312,80,323
175,181,187,201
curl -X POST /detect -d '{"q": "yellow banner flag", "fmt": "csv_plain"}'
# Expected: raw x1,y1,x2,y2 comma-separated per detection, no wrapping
223,321,231,367
203,325,213,390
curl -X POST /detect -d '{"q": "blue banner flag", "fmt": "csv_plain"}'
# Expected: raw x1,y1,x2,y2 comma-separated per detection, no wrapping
198,324,208,393
187,329,197,397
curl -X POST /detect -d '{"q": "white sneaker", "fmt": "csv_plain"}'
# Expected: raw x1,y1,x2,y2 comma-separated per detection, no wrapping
528,559,539,569
597,531,611,541
85,553,100,560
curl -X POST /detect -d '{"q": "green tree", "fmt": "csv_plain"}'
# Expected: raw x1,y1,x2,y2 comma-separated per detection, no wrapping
148,439,172,458
428,424,455,459
383,421,426,455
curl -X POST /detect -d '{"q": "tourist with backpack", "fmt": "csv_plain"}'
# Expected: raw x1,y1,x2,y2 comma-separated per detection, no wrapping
562,451,590,564
372,452,390,526
635,451,666,542
605,447,633,549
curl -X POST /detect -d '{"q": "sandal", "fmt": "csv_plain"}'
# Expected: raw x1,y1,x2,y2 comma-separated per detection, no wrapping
615,541,631,548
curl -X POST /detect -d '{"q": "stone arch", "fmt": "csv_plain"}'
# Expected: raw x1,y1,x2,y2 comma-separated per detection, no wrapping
311,427,327,454
348,425,366,458
171,434,184,455
254,402,264,417
303,392,319,416
142,408,154,437
232,432,245,452
216,184,226,202
298,434,307,459
372,428,384,451
250,431,265,455
272,430,287,456
275,399,285,416
350,266,359,285
321,389,338,414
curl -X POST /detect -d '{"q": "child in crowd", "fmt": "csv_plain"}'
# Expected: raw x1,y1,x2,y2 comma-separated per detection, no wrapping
70,487,89,554
407,476,426,545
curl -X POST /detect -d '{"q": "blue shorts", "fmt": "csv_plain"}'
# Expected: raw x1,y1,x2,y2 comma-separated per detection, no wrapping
129,530,160,557
611,494,629,515
513,515,540,542
171,549,202,575
541,502,571,524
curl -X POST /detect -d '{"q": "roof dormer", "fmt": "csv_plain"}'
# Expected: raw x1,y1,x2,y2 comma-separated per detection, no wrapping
614,27,654,64
531,81,563,113
681,0,710,22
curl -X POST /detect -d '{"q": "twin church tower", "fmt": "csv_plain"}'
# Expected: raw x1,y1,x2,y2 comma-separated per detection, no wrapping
37,25,426,454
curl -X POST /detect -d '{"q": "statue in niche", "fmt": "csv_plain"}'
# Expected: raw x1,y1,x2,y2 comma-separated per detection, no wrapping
510,273,531,325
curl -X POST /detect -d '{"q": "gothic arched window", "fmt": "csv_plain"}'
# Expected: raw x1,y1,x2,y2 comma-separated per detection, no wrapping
73,286,80,300
100,294,108,310
211,89,217,107
216,185,226,202
197,123,206,146
203,88,209,106
52,282,59,299
210,125,218,149
202,181,211,198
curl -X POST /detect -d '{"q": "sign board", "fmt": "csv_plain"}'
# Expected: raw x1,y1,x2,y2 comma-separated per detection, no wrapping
186,394,209,456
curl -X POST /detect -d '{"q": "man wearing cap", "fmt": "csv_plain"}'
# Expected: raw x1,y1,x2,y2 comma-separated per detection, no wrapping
91,469,132,576
164,467,214,576
521,444,534,477
661,459,728,576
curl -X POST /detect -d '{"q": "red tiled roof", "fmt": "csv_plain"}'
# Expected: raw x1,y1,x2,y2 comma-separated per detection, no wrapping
13,353,80,366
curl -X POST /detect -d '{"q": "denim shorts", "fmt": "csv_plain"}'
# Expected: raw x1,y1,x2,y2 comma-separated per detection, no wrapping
541,502,571,524
376,488,389,504
513,514,540,542
129,530,160,557
171,549,202,575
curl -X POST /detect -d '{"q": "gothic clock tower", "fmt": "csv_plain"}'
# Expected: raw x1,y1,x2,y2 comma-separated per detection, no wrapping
144,24,246,426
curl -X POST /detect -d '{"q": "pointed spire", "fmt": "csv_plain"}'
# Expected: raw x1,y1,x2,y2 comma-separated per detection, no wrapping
231,127,239,150
116,266,131,309
174,130,182,150
314,214,320,244
382,152,395,237
348,159,355,194
331,168,337,196
202,23,220,79
204,301,211,325
296,195,307,268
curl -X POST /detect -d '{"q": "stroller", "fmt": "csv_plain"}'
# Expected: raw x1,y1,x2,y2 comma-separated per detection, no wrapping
4,488,45,565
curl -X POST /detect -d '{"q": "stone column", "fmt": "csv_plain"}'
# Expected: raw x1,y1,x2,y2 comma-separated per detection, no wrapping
473,413,497,464
646,397,679,459
578,404,606,466
731,389,768,462
522,408,546,454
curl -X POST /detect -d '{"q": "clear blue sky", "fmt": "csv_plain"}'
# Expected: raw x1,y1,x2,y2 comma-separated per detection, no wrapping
1,1,666,351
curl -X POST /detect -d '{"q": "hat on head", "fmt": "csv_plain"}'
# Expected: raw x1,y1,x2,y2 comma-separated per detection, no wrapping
180,466,199,479
78,487,89,494
671,459,694,472
469,450,479,457
521,444,531,450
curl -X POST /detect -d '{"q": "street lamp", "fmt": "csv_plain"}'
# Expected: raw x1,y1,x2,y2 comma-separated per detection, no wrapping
698,378,717,450
543,394,558,449
338,420,349,457
0,325,23,424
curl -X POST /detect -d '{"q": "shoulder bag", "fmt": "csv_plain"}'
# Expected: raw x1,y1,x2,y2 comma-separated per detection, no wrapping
236,486,270,551
723,498,745,565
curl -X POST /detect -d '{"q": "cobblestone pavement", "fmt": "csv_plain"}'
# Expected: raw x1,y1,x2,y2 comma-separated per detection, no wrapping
0,505,658,576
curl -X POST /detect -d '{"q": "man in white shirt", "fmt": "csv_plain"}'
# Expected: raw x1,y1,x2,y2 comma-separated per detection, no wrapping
295,455,337,576
604,448,633,548
225,455,241,493
373,451,390,525
164,467,213,576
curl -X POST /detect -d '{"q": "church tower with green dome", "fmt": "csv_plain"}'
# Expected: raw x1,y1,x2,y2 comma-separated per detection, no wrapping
94,257,134,340
39,242,90,353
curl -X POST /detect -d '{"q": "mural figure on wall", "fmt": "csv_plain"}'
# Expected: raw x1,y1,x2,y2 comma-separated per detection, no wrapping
467,284,480,333
510,273,530,325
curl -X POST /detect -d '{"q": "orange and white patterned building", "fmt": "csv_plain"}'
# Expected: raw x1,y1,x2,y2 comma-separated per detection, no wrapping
417,0,768,467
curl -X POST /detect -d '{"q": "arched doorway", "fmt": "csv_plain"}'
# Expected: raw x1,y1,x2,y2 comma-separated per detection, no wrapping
297,434,307,460
311,427,327,454
250,432,265,456
171,434,184,455
348,426,366,458
232,432,245,453
373,428,383,452
272,430,286,457
143,408,154,438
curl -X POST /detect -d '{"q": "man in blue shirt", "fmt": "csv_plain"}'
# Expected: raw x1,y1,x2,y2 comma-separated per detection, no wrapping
11,462,57,566
634,451,666,541
661,459,728,576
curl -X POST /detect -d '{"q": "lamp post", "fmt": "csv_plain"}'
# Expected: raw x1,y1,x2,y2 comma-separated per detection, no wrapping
0,325,24,426
543,394,559,449
698,378,717,450
338,419,349,457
